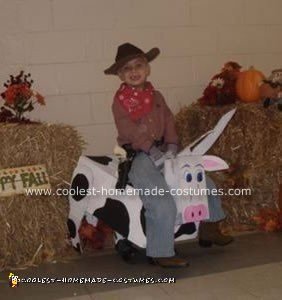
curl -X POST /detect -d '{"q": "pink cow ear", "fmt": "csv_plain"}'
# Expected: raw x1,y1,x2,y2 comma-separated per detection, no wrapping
202,155,229,171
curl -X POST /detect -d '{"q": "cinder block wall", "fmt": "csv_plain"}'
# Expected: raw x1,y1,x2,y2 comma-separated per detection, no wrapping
1,0,282,154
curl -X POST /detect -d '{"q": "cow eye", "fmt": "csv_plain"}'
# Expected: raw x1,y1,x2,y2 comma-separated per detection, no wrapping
197,171,203,182
186,173,192,182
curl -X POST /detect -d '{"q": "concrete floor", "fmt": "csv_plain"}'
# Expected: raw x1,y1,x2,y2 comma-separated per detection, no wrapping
1,232,282,300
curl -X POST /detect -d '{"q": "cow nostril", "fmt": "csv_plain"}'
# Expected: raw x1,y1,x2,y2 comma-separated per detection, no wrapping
192,212,194,218
199,211,202,216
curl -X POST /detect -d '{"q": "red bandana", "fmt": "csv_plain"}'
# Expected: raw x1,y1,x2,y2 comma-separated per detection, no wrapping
115,82,154,121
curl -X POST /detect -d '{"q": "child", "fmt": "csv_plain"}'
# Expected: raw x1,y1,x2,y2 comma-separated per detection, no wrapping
105,43,233,268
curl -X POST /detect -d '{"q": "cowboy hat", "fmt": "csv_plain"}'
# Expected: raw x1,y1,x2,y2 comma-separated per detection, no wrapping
104,43,160,75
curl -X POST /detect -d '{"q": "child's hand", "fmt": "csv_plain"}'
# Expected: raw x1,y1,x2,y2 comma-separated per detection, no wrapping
165,144,178,159
149,146,165,169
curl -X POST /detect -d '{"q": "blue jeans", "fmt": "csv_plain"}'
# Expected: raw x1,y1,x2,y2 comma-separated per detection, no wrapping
128,152,225,257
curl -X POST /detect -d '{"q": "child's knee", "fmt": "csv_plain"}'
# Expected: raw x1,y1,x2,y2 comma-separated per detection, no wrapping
149,196,177,220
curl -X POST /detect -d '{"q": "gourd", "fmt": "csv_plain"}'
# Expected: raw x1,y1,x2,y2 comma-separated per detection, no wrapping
236,66,265,102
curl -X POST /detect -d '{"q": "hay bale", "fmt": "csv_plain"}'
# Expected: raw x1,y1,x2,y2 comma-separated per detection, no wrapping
176,103,282,232
0,123,84,270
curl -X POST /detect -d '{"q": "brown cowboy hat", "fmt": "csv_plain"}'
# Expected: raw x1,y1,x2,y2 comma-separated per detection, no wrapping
104,43,160,75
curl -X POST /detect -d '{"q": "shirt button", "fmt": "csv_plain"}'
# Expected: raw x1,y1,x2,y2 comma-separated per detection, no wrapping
148,118,152,123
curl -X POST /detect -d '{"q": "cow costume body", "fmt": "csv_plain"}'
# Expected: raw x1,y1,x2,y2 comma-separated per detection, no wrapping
68,109,236,254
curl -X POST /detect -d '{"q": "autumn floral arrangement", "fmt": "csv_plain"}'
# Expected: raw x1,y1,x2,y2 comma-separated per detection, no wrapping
0,71,45,123
198,61,242,106
253,186,282,232
253,208,282,232
78,218,113,250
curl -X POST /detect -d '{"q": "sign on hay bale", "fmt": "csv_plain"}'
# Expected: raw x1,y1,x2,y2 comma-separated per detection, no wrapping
0,164,50,197
0,123,84,271
176,102,282,232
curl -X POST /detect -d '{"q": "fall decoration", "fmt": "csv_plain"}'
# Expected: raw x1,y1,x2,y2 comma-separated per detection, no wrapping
263,69,282,88
198,61,241,106
176,102,282,233
253,185,282,232
0,123,85,271
260,82,280,100
252,208,282,232
0,71,45,123
236,66,265,103
78,218,113,250
260,69,282,111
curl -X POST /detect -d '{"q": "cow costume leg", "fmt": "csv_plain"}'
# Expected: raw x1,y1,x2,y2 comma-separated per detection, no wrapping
68,198,88,252
68,161,96,253
128,152,177,258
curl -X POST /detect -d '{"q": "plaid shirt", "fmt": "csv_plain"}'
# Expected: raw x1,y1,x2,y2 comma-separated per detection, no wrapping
112,90,178,152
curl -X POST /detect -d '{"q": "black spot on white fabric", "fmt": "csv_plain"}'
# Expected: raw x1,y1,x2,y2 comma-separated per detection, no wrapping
94,198,130,238
87,156,112,165
70,173,89,201
140,206,146,236
67,218,77,238
174,222,197,238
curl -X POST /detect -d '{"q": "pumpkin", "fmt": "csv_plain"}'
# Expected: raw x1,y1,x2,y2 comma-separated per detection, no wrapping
236,66,265,102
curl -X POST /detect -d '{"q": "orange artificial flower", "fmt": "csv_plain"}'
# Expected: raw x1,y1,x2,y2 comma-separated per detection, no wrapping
35,92,45,105
264,219,278,232
4,85,18,104
20,83,32,99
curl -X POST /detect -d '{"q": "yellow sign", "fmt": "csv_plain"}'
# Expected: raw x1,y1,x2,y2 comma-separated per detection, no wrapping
0,164,50,197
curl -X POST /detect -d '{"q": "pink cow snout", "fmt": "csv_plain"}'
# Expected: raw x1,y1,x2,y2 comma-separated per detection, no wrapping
184,204,208,222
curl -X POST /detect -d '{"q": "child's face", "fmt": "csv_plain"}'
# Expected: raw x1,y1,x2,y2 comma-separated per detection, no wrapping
117,57,150,89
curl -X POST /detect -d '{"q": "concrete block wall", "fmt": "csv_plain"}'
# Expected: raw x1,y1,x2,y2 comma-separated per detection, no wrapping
0,0,282,154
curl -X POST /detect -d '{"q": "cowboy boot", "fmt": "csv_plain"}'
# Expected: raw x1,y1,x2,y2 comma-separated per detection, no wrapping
150,256,189,268
198,221,234,247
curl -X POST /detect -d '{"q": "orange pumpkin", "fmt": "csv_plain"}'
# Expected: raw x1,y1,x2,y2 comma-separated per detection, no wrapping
236,66,265,102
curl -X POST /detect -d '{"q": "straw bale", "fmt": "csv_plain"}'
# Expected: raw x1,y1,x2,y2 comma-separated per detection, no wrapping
176,103,282,232
0,123,84,270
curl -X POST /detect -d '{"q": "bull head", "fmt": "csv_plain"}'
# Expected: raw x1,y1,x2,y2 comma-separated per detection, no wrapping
164,108,236,224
